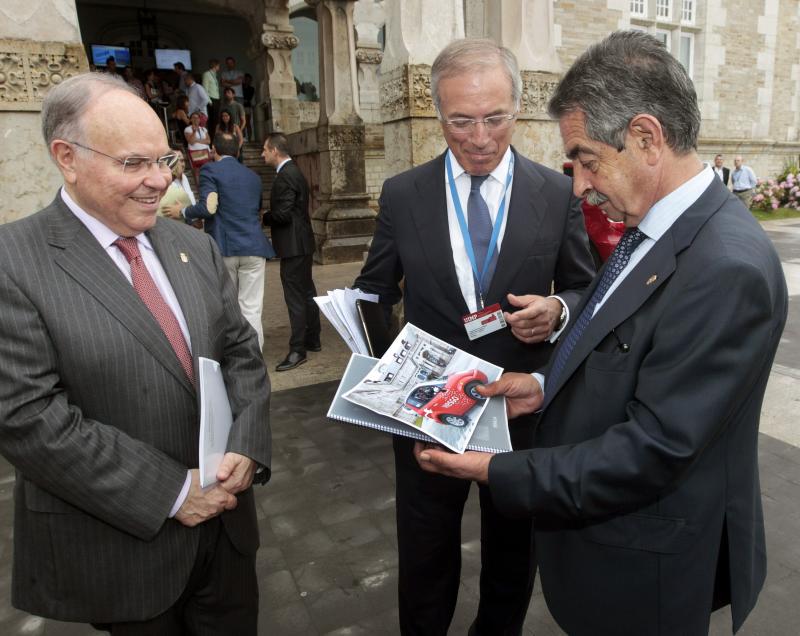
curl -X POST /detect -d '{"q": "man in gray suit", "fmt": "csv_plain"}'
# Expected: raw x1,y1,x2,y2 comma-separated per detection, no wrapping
0,72,271,633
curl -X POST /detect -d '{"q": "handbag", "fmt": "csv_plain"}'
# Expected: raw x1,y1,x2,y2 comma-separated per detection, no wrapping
188,148,211,166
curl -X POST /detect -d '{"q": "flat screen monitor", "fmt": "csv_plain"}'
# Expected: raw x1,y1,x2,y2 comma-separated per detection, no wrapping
155,49,192,71
91,44,131,68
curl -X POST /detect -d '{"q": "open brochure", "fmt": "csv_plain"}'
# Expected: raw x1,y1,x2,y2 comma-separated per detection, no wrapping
340,323,506,454
328,353,512,453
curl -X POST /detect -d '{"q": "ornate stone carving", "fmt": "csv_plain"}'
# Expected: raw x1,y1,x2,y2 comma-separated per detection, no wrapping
356,48,383,65
380,64,436,123
518,71,560,119
261,29,299,50
323,125,365,150
0,40,87,111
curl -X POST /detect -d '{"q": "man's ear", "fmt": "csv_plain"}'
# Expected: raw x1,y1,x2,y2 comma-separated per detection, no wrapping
50,140,79,184
628,114,664,165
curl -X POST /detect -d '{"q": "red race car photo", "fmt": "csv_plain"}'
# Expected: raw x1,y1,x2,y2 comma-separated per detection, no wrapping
403,369,488,427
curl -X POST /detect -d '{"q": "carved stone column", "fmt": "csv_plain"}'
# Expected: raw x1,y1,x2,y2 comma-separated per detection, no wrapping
354,0,385,212
483,0,564,168
0,1,89,225
305,0,374,264
261,0,301,133
380,0,464,177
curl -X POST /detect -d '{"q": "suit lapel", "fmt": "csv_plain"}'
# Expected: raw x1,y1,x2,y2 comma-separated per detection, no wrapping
485,149,546,304
541,177,731,411
47,202,195,395
410,154,469,315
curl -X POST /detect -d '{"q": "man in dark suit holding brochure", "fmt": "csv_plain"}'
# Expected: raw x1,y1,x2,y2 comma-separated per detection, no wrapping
355,38,594,636
0,72,271,634
415,31,787,635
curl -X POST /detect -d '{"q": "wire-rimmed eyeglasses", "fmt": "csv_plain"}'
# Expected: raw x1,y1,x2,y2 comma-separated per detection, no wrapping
69,141,180,174
442,113,517,136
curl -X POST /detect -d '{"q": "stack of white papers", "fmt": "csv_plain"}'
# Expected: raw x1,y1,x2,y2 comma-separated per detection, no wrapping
314,288,378,354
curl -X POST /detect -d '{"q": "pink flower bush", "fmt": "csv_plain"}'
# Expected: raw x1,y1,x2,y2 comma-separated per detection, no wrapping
751,163,800,212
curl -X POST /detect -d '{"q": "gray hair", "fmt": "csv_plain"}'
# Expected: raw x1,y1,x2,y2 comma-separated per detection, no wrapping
548,30,700,154
431,38,522,116
41,72,138,147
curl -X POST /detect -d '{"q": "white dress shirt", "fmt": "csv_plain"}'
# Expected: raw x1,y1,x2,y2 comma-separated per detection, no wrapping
60,188,193,516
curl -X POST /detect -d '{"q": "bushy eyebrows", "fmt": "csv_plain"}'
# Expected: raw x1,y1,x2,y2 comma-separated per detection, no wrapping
566,144,597,160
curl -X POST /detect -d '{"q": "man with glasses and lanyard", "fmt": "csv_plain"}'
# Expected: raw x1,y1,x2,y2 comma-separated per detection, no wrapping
0,73,271,634
355,38,594,636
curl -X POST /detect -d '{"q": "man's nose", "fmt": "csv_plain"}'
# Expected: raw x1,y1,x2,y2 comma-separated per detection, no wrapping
468,120,492,146
571,164,592,199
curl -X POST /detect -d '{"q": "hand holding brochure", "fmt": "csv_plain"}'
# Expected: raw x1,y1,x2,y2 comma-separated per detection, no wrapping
198,357,233,488
341,323,505,453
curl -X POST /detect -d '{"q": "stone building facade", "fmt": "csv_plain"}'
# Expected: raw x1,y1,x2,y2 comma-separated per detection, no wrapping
2,0,800,261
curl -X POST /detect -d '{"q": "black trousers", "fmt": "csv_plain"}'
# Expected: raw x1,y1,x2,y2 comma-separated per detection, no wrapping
393,435,536,636
279,253,320,353
92,517,258,635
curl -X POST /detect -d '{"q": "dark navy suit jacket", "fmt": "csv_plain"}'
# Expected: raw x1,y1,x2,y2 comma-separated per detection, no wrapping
184,156,276,259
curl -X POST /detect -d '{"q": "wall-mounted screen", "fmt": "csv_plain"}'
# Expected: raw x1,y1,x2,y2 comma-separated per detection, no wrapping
155,49,192,71
91,44,131,67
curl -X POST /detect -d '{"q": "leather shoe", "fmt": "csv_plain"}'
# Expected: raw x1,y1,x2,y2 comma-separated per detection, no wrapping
276,351,307,372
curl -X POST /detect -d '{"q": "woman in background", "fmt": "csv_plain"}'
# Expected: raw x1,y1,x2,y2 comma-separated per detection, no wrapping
184,111,211,185
216,109,244,161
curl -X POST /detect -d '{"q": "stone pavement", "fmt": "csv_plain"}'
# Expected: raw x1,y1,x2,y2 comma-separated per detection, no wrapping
1,221,799,634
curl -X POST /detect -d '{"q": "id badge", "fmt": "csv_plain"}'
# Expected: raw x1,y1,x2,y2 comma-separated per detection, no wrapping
463,303,507,341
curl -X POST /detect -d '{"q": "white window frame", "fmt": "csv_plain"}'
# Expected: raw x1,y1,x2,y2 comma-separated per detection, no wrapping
630,0,646,18
655,29,672,52
681,0,695,24
678,32,695,78
656,0,672,21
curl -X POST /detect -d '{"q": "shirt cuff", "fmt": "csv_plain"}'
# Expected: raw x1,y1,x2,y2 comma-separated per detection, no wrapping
547,295,569,343
169,470,192,518
531,372,545,407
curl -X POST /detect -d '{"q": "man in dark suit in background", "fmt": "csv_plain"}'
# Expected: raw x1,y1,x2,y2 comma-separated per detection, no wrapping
167,133,276,351
0,72,271,633
262,132,321,371
713,153,730,185
416,31,787,635
354,38,595,636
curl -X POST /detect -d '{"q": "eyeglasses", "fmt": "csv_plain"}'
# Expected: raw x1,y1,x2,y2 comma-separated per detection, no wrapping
69,141,180,174
443,113,517,135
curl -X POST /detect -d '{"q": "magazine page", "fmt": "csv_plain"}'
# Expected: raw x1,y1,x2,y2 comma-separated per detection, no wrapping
341,323,503,453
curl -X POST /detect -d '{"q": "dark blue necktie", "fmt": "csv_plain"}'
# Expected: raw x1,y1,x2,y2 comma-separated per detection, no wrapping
546,227,647,394
468,174,498,303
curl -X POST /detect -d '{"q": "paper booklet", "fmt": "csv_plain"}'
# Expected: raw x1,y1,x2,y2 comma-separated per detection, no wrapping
198,357,233,488
314,288,379,355
330,322,512,453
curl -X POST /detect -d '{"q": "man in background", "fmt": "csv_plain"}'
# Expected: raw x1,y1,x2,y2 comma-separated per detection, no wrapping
732,154,758,208
0,72,271,633
222,86,247,135
168,133,275,350
416,30,787,636
221,56,244,103
712,153,729,185
262,133,321,372
203,58,221,137
173,60,189,93
354,38,594,636
184,73,210,127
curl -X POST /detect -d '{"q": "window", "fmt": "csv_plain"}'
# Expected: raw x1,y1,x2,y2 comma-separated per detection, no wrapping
679,33,694,77
630,0,646,17
656,0,671,20
655,29,671,51
681,0,695,24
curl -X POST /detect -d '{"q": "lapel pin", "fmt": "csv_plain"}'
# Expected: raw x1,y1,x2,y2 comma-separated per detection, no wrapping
180,252,189,263
646,274,657,286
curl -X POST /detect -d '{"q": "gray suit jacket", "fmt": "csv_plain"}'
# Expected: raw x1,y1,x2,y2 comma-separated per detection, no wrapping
0,196,271,622
489,178,788,634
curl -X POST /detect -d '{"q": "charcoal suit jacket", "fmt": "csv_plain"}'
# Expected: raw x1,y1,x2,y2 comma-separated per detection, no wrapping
489,177,788,634
0,195,272,622
263,159,315,258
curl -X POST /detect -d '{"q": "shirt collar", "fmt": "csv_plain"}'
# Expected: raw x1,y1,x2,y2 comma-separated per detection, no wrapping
276,157,291,173
638,165,715,242
60,187,155,252
446,146,513,185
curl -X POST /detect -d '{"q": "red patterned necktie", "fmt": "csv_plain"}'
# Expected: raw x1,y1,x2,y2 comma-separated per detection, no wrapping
113,237,195,384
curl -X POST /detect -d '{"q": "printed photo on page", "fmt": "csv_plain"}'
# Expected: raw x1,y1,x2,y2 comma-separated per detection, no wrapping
341,323,503,453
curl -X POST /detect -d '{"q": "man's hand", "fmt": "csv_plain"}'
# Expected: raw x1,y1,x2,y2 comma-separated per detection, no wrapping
479,372,544,419
216,452,257,495
163,202,183,220
174,469,238,527
413,442,493,484
504,294,563,344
